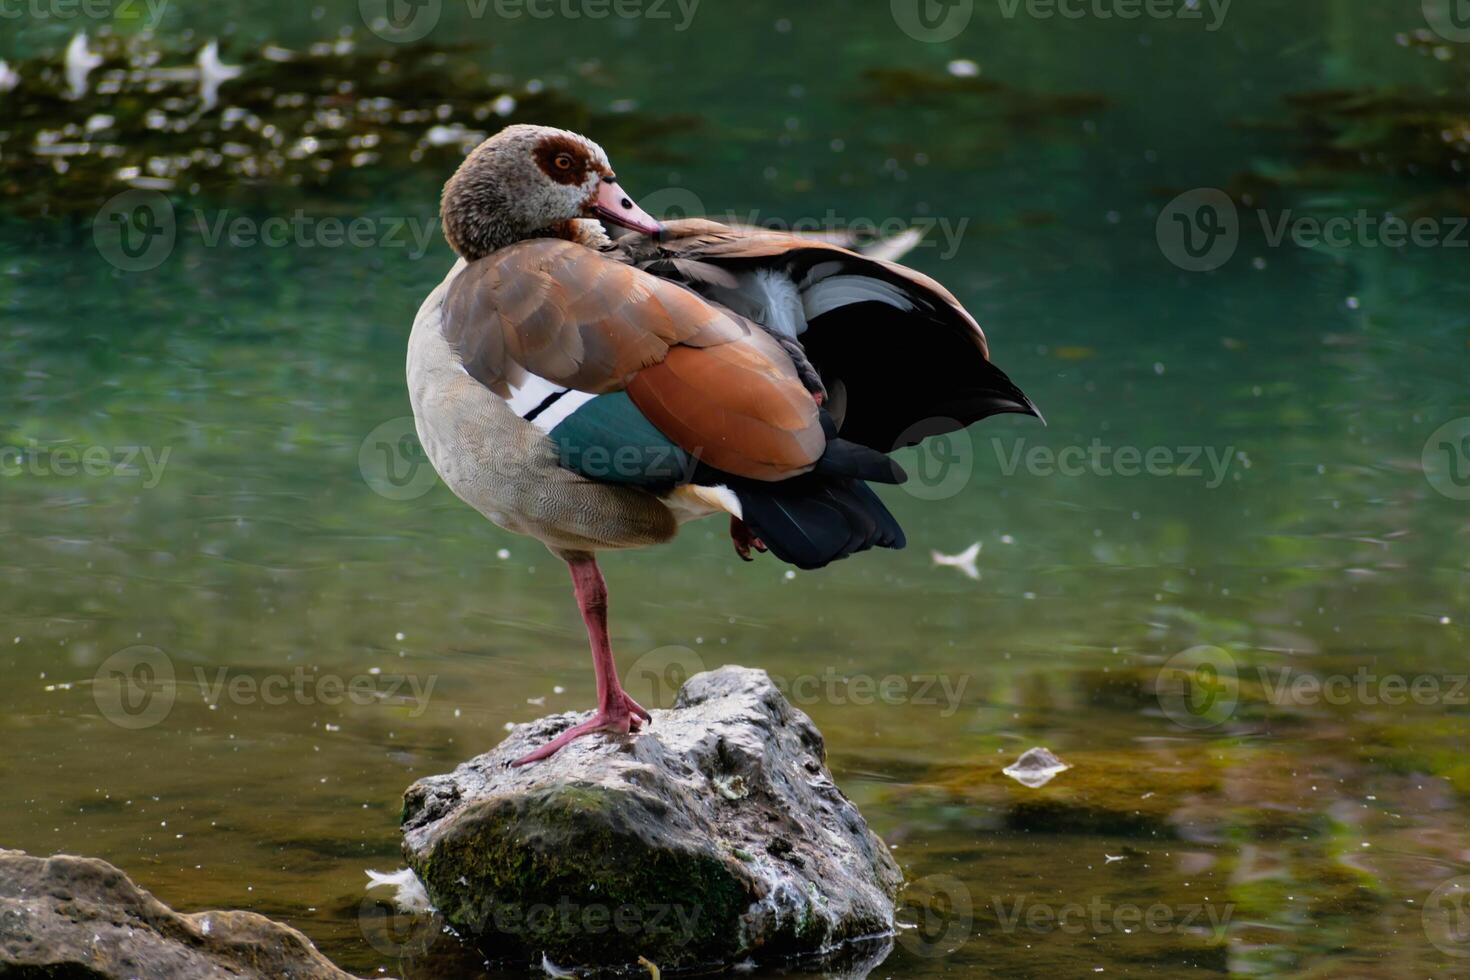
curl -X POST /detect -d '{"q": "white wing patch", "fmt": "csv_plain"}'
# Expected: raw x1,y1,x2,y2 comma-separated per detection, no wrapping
861,227,925,264
530,389,597,433
709,269,809,339
504,372,596,434
750,269,808,339
801,274,916,322
504,372,564,417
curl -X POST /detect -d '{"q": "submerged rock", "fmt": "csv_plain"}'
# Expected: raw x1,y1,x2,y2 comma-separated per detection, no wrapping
0,32,696,217
909,744,1223,839
400,666,902,975
0,849,363,980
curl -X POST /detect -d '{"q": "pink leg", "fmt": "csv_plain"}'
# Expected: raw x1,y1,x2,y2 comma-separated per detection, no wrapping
511,554,650,767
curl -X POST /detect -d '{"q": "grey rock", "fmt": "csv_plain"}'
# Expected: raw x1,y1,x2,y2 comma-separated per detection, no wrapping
0,849,364,980
400,666,902,975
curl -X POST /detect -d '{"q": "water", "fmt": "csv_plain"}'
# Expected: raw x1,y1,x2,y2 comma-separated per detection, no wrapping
2,1,1469,976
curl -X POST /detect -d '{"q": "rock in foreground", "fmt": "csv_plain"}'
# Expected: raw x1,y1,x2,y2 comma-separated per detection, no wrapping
401,666,902,974
0,849,362,980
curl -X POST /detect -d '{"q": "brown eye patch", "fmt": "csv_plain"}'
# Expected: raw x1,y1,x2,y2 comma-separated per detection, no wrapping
533,135,594,186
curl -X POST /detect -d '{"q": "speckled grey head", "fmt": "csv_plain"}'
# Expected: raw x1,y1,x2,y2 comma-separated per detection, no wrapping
440,124,662,260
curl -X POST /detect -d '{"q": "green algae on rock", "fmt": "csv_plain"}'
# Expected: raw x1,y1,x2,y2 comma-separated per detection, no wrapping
399,666,902,975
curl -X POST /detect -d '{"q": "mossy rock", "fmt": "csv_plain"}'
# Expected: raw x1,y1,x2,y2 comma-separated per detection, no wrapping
412,783,749,967
401,667,902,975
0,849,362,980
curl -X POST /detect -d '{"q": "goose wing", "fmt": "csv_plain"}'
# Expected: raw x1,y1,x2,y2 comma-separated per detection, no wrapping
441,238,825,482
619,219,1042,453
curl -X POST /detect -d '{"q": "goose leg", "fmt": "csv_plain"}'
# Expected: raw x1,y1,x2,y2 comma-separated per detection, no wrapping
511,553,649,766
730,516,767,562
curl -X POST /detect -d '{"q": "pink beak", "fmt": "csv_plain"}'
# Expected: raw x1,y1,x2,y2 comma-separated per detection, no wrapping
591,177,663,237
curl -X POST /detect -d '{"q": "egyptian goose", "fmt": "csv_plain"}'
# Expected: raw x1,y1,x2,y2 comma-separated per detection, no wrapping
407,125,1040,765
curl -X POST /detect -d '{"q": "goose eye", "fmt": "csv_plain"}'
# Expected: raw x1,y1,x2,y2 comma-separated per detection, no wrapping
554,153,574,171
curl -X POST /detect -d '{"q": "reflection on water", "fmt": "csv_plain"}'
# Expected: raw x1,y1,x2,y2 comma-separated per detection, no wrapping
2,1,1469,977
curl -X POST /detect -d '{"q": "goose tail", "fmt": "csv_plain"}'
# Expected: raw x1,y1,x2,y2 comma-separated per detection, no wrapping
731,474,906,571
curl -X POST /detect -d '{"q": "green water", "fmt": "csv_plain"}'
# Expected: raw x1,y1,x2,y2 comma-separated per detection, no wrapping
3,1,1469,976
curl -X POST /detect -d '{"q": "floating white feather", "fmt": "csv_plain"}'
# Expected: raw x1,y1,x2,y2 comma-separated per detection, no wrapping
931,542,981,580
540,954,579,978
64,33,103,100
196,40,242,112
364,867,434,914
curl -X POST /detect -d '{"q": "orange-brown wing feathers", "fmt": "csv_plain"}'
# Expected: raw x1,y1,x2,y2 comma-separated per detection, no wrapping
442,237,823,481
446,239,746,393
627,331,823,481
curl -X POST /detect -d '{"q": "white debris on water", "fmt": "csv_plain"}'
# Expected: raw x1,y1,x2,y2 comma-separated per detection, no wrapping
931,542,981,580
365,867,434,913
65,33,103,100
197,41,243,112
1003,747,1071,788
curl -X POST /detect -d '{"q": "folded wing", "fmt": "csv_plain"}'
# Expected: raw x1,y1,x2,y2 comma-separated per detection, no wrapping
619,219,1043,453
441,238,826,483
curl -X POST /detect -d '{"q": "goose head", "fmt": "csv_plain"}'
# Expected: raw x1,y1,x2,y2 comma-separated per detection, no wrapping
440,124,663,260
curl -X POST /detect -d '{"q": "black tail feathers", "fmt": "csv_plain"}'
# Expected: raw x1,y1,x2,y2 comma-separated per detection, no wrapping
732,474,906,571
813,409,907,484
815,438,908,485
